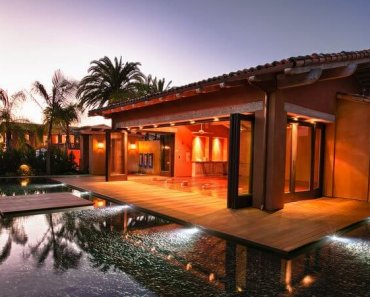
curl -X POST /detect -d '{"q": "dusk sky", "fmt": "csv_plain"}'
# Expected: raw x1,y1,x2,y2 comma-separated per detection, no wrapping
0,0,369,125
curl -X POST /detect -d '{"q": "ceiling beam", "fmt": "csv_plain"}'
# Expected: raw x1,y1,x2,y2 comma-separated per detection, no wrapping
320,63,357,81
277,68,322,89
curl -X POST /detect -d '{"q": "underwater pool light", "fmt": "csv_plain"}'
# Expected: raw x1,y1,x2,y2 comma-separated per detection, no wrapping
183,227,200,234
328,234,352,243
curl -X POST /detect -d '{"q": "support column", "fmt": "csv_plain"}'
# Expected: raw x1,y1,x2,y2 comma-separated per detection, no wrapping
265,91,287,210
252,91,287,210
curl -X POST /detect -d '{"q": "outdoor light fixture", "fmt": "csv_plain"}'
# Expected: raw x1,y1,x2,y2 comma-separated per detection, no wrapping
97,142,105,149
213,117,219,122
170,123,175,126
153,124,158,128
129,143,137,150
190,120,195,124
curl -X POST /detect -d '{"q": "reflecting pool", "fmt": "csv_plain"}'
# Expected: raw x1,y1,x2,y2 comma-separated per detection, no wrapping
1,199,369,296
0,177,70,197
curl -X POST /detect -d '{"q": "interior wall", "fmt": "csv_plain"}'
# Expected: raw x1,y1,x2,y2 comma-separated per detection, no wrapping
331,99,370,201
127,135,140,174
89,134,106,175
137,140,161,175
323,124,335,197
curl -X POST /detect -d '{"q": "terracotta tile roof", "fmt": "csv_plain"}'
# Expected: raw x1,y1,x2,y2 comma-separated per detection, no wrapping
90,49,370,116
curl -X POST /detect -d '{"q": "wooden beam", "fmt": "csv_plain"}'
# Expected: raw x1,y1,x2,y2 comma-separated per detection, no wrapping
277,68,322,89
248,74,276,92
320,64,357,81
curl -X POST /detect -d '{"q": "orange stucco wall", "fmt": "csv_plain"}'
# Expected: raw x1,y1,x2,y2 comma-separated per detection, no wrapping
282,77,359,115
330,99,370,201
89,134,106,175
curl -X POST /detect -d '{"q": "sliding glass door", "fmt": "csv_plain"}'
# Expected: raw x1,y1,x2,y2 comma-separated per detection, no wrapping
227,114,254,209
285,121,324,200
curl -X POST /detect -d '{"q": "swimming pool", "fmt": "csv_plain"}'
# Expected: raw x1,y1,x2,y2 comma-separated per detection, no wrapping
0,178,369,296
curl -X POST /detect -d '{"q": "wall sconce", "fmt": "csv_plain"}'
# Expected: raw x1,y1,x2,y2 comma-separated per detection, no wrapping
129,143,137,150
97,142,105,149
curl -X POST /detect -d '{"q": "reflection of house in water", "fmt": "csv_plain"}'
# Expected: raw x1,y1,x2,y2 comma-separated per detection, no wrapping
1,205,369,296
93,203,370,296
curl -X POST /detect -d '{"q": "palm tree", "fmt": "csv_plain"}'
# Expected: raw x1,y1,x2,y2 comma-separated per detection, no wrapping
77,56,145,110
0,89,27,151
54,103,80,150
140,75,172,95
32,70,77,174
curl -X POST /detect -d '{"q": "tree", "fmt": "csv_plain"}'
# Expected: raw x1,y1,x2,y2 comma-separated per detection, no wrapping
32,70,77,174
77,56,145,110
44,103,80,151
0,89,27,151
139,74,172,95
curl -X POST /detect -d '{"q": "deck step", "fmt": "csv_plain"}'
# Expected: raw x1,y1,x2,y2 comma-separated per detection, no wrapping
0,192,93,216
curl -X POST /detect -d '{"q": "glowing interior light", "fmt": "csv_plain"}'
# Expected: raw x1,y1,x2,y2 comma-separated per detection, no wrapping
97,142,104,149
186,263,192,270
190,120,195,124
209,273,216,282
170,122,175,126
213,117,219,122
153,124,158,128
129,143,137,150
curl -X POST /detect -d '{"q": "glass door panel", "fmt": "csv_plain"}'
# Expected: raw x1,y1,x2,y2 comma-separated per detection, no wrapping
285,124,292,193
313,127,322,189
227,114,253,209
295,126,312,192
238,121,252,195
160,134,174,176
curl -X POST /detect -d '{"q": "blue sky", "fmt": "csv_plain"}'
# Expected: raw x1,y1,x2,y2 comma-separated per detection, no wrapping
0,0,369,125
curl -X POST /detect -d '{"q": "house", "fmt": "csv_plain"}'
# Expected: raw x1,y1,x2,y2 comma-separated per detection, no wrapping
0,122,81,165
78,124,111,174
89,49,370,211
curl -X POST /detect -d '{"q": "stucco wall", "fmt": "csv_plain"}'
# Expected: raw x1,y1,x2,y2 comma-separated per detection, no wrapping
89,134,106,175
331,99,370,201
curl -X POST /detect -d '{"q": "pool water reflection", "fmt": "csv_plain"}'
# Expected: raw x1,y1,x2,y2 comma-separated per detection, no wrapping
0,182,369,296
0,177,70,197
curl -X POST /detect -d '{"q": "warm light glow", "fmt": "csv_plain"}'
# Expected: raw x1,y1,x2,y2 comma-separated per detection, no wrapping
129,143,137,150
97,142,105,149
19,164,31,175
186,263,192,270
211,137,222,161
190,120,195,124
93,198,106,208
209,273,216,282
20,178,29,187
213,117,219,122
301,275,315,287
192,136,208,161
153,124,158,128
170,122,175,126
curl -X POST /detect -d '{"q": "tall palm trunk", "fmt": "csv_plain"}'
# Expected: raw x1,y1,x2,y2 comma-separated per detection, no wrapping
46,119,53,175
5,128,11,152
65,125,70,151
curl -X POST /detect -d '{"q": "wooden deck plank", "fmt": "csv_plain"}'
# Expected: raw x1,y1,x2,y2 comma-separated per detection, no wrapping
0,192,93,215
55,176,370,253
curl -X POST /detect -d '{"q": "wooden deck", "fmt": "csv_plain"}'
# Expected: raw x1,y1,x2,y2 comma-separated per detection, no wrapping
0,192,93,216
56,175,370,254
